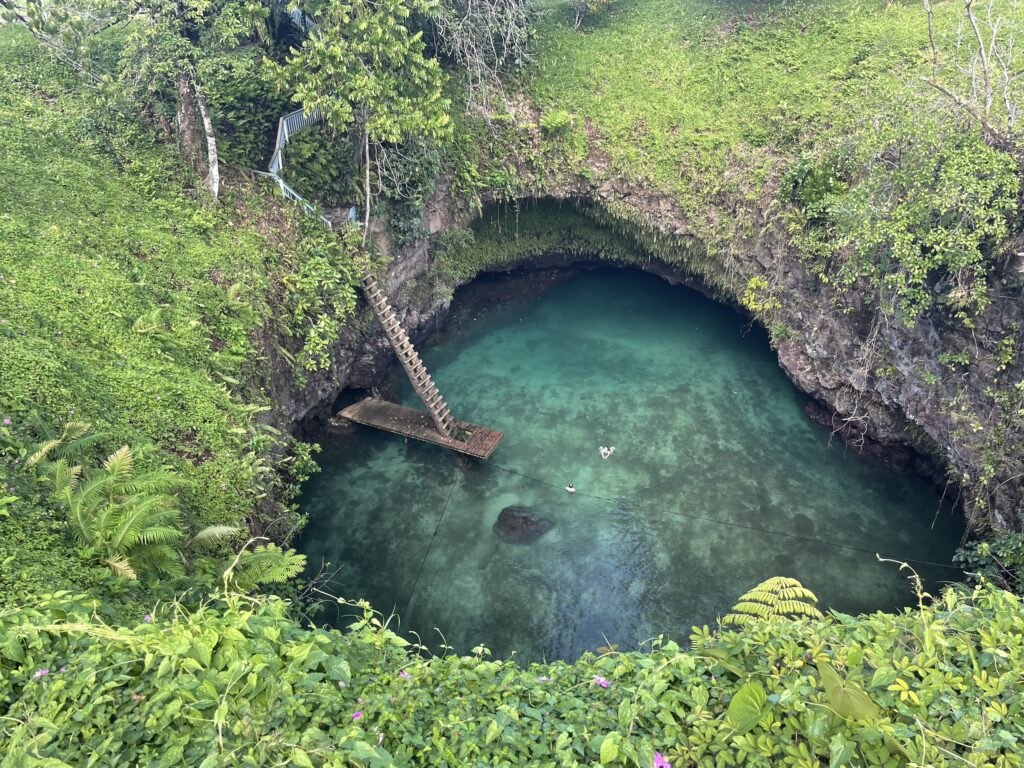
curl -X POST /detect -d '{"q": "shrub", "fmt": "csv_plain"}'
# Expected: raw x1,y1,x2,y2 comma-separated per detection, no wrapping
2,583,1023,765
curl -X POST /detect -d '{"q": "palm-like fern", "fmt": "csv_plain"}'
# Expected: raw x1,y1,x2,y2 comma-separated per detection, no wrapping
226,544,306,592
23,414,106,470
51,446,185,579
722,576,823,626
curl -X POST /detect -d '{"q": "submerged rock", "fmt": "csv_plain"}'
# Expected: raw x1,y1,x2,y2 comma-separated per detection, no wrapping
493,505,554,544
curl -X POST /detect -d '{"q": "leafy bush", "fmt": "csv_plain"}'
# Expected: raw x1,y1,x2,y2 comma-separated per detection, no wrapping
804,94,1019,324
956,531,1024,592
204,49,292,168
739,275,781,314
279,123,360,209
2,583,1023,765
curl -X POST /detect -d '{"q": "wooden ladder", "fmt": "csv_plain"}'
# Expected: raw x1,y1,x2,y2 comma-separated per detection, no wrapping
361,275,458,439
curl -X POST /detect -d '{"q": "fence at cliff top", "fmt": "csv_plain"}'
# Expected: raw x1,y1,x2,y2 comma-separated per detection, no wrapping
257,104,359,229
256,8,357,229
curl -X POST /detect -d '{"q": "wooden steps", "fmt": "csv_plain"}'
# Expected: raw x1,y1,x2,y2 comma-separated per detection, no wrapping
361,275,456,438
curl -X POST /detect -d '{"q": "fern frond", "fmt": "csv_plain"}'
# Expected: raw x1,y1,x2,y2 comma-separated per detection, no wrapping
60,421,93,442
228,544,306,592
131,544,184,577
723,576,821,627
721,612,755,627
102,446,134,484
49,460,82,495
66,496,96,547
109,497,181,553
26,438,62,468
55,430,106,462
729,601,773,617
776,600,823,618
105,557,138,580
187,525,241,548
777,586,819,602
74,475,113,510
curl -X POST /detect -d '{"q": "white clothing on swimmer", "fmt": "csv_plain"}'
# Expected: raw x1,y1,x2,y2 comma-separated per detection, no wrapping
565,483,576,494
599,446,615,459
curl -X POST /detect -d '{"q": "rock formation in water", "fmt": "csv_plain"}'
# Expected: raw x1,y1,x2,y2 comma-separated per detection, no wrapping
493,505,555,544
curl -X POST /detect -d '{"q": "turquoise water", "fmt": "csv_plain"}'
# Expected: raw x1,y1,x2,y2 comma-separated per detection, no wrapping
298,268,964,661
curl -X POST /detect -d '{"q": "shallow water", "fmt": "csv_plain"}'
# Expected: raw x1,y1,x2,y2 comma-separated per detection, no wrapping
298,268,964,661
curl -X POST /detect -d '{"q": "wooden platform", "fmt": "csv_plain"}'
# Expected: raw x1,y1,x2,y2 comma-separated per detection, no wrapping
336,398,503,459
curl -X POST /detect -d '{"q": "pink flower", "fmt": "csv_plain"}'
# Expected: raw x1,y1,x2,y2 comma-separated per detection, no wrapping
654,752,671,768
399,670,412,680
2,418,10,426
352,711,363,721
143,614,152,623
592,675,610,688
33,668,50,679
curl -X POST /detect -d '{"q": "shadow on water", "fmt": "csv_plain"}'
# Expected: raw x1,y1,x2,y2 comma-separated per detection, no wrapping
298,268,965,662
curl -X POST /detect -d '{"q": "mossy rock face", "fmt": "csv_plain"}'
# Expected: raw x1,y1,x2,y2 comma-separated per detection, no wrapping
493,504,555,543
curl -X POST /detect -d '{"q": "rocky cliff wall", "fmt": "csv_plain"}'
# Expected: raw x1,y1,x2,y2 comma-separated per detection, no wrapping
267,139,1023,533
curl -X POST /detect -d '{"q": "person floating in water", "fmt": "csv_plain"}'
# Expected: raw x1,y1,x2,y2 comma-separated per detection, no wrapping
599,446,616,459
565,483,576,494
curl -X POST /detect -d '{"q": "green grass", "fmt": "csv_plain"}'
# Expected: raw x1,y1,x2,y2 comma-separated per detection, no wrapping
528,0,937,191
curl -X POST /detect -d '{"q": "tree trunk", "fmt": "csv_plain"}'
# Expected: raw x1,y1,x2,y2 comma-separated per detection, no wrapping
194,81,220,201
175,71,205,176
363,130,371,243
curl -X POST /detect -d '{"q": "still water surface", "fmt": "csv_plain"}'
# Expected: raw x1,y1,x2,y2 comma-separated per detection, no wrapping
299,269,963,661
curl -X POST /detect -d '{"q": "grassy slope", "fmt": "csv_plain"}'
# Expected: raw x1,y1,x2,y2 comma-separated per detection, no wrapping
0,26,309,605
529,0,933,190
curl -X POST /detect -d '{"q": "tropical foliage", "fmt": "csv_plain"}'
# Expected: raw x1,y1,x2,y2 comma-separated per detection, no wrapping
48,445,184,580
0,27,349,604
2,583,1023,766
2,2,1024,765
721,576,823,626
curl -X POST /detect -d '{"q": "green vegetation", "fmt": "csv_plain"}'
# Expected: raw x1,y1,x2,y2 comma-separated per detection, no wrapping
432,201,706,284
721,576,823,627
514,0,1022,323
2,0,1024,763
0,27,359,608
3,582,1024,765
